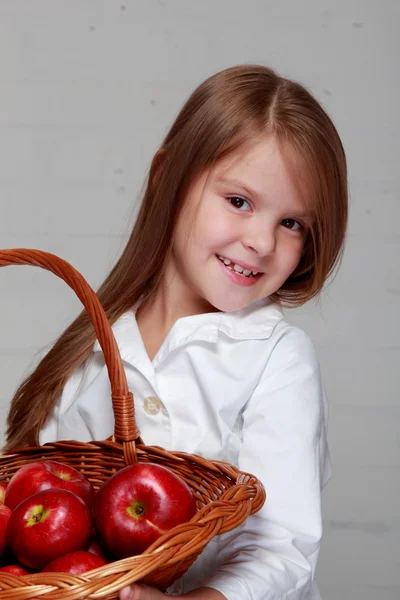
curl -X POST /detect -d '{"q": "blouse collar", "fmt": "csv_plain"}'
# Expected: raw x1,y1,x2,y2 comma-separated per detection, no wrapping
93,297,284,365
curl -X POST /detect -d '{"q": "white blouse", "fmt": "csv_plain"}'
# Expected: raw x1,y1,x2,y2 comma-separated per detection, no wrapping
39,297,331,600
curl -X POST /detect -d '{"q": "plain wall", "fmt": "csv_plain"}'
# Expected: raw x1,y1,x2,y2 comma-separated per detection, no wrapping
0,1,398,598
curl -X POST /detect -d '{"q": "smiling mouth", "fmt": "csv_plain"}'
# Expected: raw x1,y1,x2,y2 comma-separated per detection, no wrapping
216,255,262,278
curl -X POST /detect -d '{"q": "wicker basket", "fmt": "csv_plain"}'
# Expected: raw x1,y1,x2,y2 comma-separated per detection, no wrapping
0,248,266,599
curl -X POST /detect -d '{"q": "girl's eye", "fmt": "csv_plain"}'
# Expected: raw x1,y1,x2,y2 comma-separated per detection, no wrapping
227,196,251,211
281,218,303,231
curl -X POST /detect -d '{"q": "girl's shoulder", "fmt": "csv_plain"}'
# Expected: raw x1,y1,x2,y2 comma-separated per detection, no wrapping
218,298,322,385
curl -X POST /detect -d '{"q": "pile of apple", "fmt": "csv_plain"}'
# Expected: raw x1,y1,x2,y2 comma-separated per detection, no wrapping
0,460,197,576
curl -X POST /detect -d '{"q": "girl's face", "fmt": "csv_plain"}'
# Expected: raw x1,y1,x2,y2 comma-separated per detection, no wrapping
167,136,312,314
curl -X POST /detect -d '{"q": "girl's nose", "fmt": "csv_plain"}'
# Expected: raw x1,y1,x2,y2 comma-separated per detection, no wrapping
242,225,276,256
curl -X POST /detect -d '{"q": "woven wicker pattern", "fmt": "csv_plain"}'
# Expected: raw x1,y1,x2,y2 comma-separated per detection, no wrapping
0,249,266,599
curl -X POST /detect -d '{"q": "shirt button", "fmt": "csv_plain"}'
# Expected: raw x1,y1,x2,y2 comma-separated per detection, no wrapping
143,396,161,415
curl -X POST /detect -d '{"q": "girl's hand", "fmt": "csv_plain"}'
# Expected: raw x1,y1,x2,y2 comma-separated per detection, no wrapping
119,585,226,600
119,584,168,600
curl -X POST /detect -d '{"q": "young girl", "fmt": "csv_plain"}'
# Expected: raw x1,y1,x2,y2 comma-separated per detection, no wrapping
5,64,348,600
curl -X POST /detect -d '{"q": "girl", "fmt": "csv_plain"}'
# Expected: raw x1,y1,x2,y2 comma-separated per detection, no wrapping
5,64,348,600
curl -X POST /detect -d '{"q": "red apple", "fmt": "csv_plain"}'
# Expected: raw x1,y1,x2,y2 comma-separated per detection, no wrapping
86,538,108,561
0,504,12,557
5,461,93,510
93,463,197,558
0,481,8,504
7,488,92,569
0,565,31,575
42,550,107,574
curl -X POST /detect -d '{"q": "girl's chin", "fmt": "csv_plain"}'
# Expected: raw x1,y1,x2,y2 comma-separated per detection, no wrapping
206,296,258,314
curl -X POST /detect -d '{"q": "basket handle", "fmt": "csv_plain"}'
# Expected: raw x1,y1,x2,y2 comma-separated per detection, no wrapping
0,248,141,462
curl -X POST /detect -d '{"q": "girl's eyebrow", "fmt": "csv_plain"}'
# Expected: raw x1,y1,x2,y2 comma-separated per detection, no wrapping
215,176,260,200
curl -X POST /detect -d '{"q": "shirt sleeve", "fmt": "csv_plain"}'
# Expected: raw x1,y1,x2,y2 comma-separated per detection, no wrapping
202,326,332,600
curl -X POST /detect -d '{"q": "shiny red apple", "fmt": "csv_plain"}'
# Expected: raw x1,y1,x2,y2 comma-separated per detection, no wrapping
7,488,92,569
93,462,197,558
0,565,31,575
86,538,108,561
0,503,12,557
5,461,93,510
0,481,8,504
42,550,107,574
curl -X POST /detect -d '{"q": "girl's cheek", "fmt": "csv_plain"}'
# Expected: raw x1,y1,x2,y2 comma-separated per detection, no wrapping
211,213,240,240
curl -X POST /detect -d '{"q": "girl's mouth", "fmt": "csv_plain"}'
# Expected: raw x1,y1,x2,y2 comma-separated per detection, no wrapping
216,255,263,286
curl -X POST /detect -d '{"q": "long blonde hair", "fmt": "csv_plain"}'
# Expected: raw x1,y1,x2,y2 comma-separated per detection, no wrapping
4,64,348,450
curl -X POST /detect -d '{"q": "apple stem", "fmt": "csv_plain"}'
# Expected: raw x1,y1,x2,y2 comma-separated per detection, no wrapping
127,502,146,520
26,505,49,527
55,471,70,480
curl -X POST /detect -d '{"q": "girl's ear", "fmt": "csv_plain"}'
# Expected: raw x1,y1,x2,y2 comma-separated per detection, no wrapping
149,148,166,190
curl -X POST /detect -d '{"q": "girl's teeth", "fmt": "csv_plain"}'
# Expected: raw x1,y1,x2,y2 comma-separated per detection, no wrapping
218,255,232,266
217,255,259,278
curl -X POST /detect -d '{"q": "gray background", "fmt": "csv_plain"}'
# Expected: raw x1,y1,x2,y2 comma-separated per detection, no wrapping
0,1,398,598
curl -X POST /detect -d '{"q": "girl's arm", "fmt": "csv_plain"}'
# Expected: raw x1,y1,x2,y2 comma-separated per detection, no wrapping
196,327,331,600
